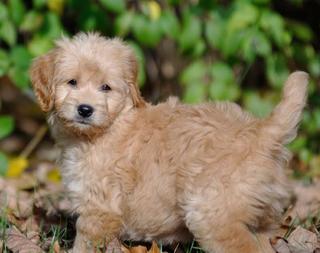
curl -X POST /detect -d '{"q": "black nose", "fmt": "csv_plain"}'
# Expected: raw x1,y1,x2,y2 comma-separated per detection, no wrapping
78,104,94,118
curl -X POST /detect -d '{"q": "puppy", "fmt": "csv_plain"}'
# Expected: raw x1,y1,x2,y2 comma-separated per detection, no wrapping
30,33,308,253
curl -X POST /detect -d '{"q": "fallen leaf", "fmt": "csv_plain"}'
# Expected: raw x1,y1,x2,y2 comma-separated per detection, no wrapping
127,245,148,253
6,226,44,253
287,226,319,253
53,240,60,253
271,237,290,253
0,239,3,252
148,241,160,253
6,156,29,178
287,181,320,221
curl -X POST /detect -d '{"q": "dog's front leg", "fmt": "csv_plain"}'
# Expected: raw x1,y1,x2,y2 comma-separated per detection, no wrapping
73,211,122,253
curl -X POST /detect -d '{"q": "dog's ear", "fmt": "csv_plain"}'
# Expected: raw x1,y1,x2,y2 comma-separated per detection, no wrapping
30,50,56,112
127,52,146,108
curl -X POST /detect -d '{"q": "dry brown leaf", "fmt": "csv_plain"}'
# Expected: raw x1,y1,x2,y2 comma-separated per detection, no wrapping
271,238,291,253
6,226,44,253
148,241,160,253
287,181,320,221
287,226,319,253
53,241,60,253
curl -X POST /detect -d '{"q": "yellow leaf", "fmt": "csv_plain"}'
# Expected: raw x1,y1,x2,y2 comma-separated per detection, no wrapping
7,157,29,178
148,1,161,21
48,0,65,15
47,168,61,182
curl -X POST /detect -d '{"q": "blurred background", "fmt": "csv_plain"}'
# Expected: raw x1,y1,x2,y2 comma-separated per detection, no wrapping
0,0,320,181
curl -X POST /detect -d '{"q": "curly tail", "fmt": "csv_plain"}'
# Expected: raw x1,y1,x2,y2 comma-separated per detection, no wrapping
262,71,309,144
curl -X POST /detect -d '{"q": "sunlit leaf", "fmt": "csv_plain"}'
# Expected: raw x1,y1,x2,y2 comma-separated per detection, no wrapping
0,2,8,21
180,60,207,85
183,82,207,104
7,156,29,178
20,11,43,32
147,0,161,21
209,62,240,101
0,20,17,46
115,11,134,37
243,91,274,117
0,116,14,139
28,36,54,56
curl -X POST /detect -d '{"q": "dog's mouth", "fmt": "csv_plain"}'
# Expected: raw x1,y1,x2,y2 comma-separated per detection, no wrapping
76,119,91,125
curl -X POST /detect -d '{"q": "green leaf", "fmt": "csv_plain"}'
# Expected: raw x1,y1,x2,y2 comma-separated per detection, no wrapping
0,2,8,21
242,29,271,61
205,12,224,49
10,46,32,70
0,20,17,46
221,29,245,58
39,12,64,39
243,91,274,117
159,10,180,39
8,0,26,25
227,3,259,31
289,21,313,42
115,11,134,37
180,60,207,85
266,54,289,89
132,14,162,47
33,0,47,8
0,49,10,77
20,11,43,32
183,82,207,104
209,62,240,101
0,152,8,177
8,66,30,89
28,36,54,56
309,56,320,77
0,116,14,139
259,10,290,47
178,10,202,52
99,0,125,14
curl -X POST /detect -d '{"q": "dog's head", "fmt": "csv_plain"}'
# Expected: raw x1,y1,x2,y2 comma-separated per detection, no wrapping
30,33,145,137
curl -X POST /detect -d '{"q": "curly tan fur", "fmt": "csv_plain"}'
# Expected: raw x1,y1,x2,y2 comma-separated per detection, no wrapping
30,33,309,253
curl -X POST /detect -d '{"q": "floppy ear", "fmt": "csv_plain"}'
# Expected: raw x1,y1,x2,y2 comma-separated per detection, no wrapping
127,53,146,108
30,50,56,112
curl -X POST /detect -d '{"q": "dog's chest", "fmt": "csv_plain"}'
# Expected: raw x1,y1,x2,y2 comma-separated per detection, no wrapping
59,143,122,212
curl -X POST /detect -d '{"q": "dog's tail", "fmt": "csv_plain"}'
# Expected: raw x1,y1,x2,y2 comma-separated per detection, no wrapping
261,71,309,145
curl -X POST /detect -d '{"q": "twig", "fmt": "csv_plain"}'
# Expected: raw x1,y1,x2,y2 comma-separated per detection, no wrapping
20,125,48,158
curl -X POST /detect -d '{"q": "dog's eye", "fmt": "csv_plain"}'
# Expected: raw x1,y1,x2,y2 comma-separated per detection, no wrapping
100,84,111,92
68,79,77,86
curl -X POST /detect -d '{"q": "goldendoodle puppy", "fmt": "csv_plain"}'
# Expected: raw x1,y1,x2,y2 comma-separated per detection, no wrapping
30,33,308,253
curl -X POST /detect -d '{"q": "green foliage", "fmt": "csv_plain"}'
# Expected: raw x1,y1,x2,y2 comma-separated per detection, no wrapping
0,0,319,174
